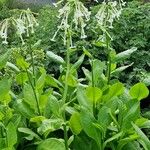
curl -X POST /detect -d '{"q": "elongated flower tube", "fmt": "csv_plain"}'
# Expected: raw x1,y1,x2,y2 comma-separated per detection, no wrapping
0,8,38,45
95,0,125,29
51,0,91,47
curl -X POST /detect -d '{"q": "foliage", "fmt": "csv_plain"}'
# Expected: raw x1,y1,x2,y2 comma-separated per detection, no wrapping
0,0,149,150
111,1,150,84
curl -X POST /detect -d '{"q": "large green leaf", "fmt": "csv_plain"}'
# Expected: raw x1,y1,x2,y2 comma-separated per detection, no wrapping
14,99,35,119
37,119,63,136
80,108,102,149
132,122,150,150
77,86,92,111
23,84,37,110
6,122,17,147
122,102,139,130
37,138,65,150
103,82,124,101
113,47,137,62
69,112,82,135
0,78,11,100
129,83,149,101
86,86,102,103
117,134,139,150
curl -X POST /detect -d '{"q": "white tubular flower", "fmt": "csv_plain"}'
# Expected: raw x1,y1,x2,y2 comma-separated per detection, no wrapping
51,0,91,46
0,8,38,45
95,0,125,29
0,19,9,44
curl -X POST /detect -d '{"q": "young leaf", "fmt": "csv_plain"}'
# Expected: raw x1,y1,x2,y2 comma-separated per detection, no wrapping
6,62,20,72
46,51,65,64
69,112,82,135
37,138,65,150
114,47,137,62
103,82,124,101
129,82,149,101
111,63,134,76
70,54,85,73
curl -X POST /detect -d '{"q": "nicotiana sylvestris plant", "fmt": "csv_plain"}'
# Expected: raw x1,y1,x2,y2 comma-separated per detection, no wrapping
0,8,38,45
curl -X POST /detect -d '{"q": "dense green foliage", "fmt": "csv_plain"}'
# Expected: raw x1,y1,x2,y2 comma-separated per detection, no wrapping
0,0,149,150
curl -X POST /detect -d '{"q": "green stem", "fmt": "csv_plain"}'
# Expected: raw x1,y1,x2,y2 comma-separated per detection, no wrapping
63,124,69,150
62,31,71,150
91,59,96,117
26,68,41,115
106,35,111,84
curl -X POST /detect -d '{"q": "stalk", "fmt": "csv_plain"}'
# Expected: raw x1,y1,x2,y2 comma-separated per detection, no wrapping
26,68,41,115
91,58,96,117
62,30,71,150
24,42,41,115
106,34,111,84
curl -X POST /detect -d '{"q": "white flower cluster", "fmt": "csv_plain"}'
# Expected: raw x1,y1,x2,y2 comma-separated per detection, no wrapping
95,0,125,29
51,0,91,46
0,8,38,45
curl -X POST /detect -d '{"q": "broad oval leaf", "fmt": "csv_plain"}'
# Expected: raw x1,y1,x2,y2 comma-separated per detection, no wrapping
37,138,65,150
129,83,149,101
86,86,102,103
69,112,82,135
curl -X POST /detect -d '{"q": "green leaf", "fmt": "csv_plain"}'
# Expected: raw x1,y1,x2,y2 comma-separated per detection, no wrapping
114,47,137,62
0,78,11,100
132,122,150,150
37,138,65,150
103,82,124,101
47,95,60,117
18,127,41,140
45,75,58,88
6,122,17,147
70,54,85,73
36,68,46,90
16,57,30,70
77,86,92,111
69,112,82,135
80,108,102,148
86,86,102,103
117,134,139,150
111,63,134,76
0,50,10,69
129,82,149,101
23,84,37,110
16,72,28,85
14,99,35,119
37,119,63,136
6,62,20,72
122,102,139,130
46,51,65,64
104,132,123,148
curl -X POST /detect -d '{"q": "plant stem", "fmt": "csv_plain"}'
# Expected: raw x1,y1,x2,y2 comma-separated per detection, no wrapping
62,31,71,150
106,35,111,84
63,124,69,150
26,68,41,115
91,58,96,117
